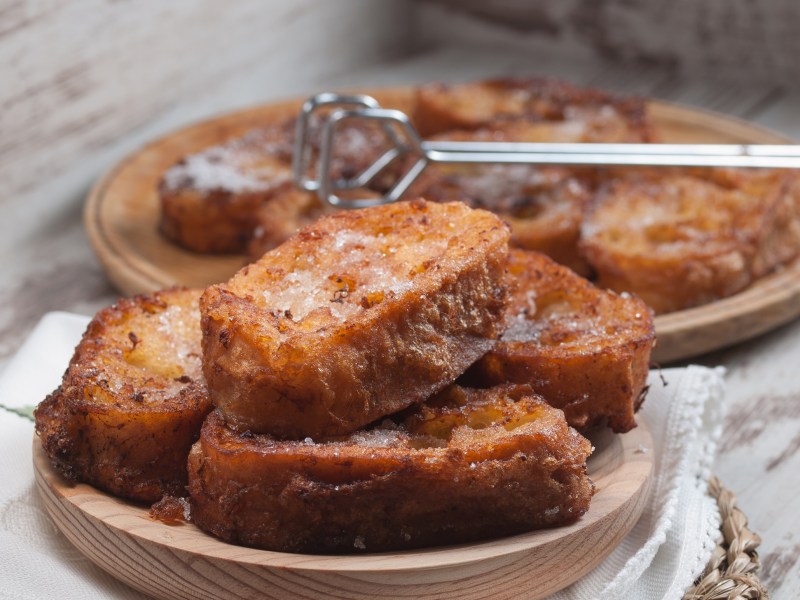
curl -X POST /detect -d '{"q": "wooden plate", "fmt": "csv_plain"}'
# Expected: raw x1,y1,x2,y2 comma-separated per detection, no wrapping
34,420,653,600
83,88,800,364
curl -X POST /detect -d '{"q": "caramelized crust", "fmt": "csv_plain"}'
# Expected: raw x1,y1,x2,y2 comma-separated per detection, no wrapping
34,288,211,503
188,385,594,553
413,77,654,141
406,126,594,275
469,250,655,433
581,168,800,314
201,199,510,439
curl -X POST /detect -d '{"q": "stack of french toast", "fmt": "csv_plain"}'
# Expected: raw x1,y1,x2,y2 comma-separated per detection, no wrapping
38,76,798,554
35,194,655,553
159,78,800,314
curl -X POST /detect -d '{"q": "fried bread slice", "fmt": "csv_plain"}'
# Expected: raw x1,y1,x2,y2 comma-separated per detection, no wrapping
159,123,295,253
413,77,654,141
159,117,392,254
405,126,594,275
469,250,655,433
245,185,336,260
201,199,510,439
34,288,211,503
187,384,594,553
581,168,800,314
705,168,800,279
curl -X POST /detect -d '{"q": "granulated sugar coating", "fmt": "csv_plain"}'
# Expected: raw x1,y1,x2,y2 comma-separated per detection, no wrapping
161,127,293,195
200,199,510,439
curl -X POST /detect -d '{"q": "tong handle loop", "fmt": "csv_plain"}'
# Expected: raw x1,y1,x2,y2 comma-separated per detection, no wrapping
292,93,381,193
319,107,427,209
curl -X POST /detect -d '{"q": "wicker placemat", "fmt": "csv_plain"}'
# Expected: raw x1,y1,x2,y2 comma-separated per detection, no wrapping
683,476,768,600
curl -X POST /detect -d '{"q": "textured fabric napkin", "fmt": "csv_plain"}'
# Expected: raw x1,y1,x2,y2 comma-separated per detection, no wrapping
0,312,725,600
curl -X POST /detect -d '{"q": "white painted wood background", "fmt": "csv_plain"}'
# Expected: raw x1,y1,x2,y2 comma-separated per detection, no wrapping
1,2,799,598
0,0,410,203
416,0,800,85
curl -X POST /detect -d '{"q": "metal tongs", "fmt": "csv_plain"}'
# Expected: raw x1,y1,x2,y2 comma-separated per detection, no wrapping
292,92,800,209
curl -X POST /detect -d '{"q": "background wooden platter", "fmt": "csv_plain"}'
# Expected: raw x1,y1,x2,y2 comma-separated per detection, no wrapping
83,88,800,364
34,421,653,600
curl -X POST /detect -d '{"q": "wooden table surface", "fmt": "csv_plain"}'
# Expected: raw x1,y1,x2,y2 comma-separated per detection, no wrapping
1,46,799,598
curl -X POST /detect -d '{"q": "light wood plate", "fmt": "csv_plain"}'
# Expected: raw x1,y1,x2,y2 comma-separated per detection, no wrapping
34,420,653,600
84,88,800,364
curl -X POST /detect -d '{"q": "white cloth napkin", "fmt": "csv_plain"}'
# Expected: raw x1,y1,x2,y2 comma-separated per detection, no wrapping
0,312,726,600
553,364,725,600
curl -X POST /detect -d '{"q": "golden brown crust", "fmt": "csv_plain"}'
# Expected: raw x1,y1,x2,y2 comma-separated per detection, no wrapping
34,288,211,503
581,168,800,314
468,250,655,433
413,77,654,141
160,186,279,254
188,385,594,553
201,199,511,439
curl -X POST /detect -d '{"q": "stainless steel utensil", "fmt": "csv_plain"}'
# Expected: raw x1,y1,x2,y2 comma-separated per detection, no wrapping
292,92,800,208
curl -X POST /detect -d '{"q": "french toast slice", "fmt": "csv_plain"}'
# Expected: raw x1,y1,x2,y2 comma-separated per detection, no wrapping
707,168,800,279
469,250,655,433
581,168,800,314
201,199,510,439
245,185,336,260
159,116,393,254
187,384,594,553
413,77,654,141
159,123,295,254
405,126,594,275
34,288,211,503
